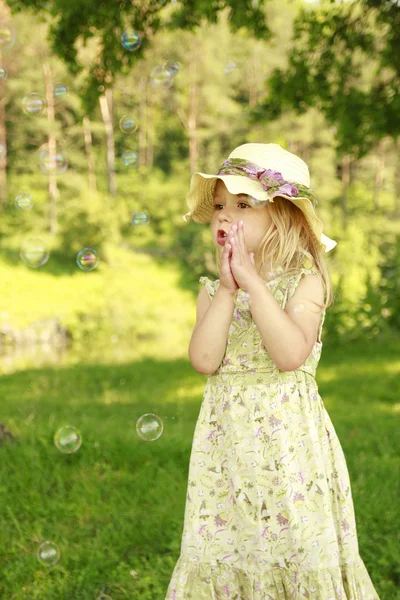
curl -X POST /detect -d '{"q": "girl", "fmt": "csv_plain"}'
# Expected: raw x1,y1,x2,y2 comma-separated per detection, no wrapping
165,143,381,599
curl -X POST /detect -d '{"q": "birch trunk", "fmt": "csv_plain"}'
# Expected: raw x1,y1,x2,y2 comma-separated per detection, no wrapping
43,62,59,234
99,89,116,196
82,116,97,193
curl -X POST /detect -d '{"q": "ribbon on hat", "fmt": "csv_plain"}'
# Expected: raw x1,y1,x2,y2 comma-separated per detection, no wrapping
216,157,319,208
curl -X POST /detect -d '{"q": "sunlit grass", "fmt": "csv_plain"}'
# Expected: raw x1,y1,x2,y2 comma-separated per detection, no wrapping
0,343,398,599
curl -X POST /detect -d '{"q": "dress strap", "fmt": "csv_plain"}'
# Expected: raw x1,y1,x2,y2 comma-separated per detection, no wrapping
199,276,219,300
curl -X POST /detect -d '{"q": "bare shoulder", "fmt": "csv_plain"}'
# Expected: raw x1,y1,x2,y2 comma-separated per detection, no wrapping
285,272,325,356
287,272,324,311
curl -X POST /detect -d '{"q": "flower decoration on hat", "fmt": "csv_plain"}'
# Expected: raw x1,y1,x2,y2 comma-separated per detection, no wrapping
217,158,318,208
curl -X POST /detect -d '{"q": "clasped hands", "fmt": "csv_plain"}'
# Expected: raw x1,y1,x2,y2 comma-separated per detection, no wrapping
226,220,262,293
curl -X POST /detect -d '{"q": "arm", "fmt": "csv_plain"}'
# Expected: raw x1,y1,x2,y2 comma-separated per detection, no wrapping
188,287,235,375
247,278,309,372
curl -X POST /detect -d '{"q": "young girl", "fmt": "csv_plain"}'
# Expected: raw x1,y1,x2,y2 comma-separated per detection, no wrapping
165,143,381,599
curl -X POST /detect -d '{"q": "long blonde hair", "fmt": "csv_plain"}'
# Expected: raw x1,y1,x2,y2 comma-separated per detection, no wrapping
215,197,334,311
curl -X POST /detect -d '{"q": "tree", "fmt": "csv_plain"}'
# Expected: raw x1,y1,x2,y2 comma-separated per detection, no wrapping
250,0,400,159
7,0,272,113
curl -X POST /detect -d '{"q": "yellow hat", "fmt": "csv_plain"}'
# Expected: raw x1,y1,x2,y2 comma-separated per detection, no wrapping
182,143,337,252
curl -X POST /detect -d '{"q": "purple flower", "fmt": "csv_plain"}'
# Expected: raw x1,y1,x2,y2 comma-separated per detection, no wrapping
272,183,298,197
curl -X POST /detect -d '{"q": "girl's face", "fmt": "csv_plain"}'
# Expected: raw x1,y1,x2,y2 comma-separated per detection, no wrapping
211,179,272,255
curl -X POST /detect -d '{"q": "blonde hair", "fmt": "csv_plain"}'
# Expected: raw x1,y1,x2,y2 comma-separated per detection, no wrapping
215,197,334,311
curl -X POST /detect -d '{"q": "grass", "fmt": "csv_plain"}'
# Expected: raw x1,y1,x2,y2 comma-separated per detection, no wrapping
0,339,399,599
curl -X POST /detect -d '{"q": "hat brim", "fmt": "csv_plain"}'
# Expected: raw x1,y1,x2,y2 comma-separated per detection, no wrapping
183,172,337,252
185,173,269,222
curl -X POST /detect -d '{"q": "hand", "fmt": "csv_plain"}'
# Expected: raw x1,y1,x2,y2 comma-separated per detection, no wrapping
228,221,261,293
219,231,239,296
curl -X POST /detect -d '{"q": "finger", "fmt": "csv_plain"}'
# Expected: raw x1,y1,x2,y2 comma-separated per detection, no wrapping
238,221,245,249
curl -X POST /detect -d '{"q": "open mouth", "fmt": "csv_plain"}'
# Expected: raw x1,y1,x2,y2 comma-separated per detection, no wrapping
217,229,228,245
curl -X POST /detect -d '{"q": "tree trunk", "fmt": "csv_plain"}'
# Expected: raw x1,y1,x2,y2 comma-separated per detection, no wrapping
394,138,400,218
43,62,59,235
341,153,351,232
99,89,116,196
146,76,154,168
0,50,7,206
82,116,97,193
138,76,147,174
188,79,198,173
247,57,257,108
373,138,384,211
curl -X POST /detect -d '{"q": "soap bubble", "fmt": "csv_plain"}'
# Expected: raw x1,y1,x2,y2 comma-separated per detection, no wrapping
131,212,150,226
0,144,6,160
0,67,7,80
136,413,163,441
39,143,68,174
76,248,99,271
150,65,173,88
22,93,46,116
120,30,142,52
15,192,33,211
119,115,138,134
36,541,60,566
20,238,49,268
54,82,68,97
224,60,237,74
163,59,181,78
121,151,138,167
0,22,16,52
54,425,82,453
247,195,269,209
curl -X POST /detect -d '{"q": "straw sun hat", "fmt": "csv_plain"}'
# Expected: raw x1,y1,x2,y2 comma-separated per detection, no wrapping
182,143,337,252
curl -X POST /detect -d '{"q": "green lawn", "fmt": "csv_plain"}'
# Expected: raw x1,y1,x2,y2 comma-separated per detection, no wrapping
1,340,399,599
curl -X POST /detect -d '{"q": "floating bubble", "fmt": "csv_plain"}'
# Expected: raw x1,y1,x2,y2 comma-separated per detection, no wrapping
0,22,16,52
121,151,138,167
36,541,60,566
20,238,49,268
224,60,237,74
247,195,269,209
136,413,163,441
54,82,68,97
120,30,142,52
54,425,82,453
119,115,138,134
0,144,6,160
0,67,7,80
15,192,33,211
163,59,181,77
150,65,173,88
131,212,150,225
39,143,68,174
76,248,99,272
22,93,46,116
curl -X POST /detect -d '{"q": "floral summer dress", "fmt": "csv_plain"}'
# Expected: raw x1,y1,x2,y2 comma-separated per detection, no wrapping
165,267,381,600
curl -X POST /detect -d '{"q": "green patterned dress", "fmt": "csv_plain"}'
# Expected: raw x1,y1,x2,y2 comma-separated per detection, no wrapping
165,268,381,600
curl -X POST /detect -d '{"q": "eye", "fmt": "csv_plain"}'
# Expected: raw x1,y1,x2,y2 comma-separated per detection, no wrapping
213,202,249,210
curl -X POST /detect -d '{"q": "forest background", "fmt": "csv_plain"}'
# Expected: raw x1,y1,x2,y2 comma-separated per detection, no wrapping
0,0,398,358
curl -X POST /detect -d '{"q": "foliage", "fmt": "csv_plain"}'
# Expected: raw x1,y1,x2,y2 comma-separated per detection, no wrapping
250,0,400,158
0,2,398,346
6,0,271,113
